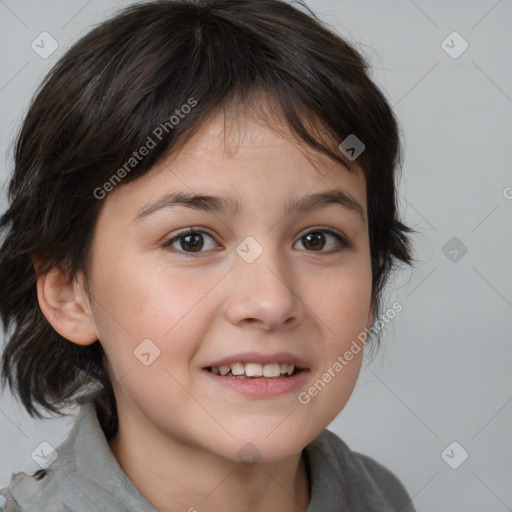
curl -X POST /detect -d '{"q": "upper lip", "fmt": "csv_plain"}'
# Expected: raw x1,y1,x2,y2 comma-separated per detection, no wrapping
205,352,309,370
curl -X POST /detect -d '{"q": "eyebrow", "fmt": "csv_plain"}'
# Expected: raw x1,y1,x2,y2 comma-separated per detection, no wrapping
133,188,366,224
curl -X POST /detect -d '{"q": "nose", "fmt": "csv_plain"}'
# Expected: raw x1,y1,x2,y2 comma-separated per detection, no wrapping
224,238,304,331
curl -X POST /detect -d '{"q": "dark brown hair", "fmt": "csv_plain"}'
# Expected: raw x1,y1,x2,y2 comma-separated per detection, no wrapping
0,0,415,440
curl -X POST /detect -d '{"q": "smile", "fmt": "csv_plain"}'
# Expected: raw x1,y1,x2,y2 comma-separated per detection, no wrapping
207,362,297,379
202,352,309,397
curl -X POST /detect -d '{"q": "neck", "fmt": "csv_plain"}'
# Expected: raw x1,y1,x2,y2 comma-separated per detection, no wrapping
108,412,310,512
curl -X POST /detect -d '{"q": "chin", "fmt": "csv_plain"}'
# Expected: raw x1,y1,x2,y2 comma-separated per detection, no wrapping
223,425,314,464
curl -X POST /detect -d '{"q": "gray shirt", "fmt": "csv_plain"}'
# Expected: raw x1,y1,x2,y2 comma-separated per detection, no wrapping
1,401,416,511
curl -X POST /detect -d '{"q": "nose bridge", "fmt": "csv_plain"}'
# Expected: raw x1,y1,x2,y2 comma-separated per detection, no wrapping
225,234,301,329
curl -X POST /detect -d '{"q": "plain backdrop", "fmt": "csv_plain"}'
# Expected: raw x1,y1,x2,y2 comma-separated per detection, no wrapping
0,1,511,511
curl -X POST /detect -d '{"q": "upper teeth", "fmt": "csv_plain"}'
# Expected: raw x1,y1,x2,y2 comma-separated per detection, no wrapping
211,363,295,377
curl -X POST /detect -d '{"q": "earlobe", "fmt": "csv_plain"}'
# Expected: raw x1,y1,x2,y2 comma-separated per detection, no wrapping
36,267,98,345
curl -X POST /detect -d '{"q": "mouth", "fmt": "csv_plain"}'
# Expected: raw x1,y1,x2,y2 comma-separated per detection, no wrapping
204,362,303,380
201,352,309,397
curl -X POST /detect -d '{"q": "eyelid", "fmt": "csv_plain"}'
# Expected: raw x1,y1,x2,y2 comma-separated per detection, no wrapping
162,226,352,256
296,226,353,251
161,227,218,254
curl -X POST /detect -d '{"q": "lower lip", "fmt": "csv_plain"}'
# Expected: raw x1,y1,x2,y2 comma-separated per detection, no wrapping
202,368,309,397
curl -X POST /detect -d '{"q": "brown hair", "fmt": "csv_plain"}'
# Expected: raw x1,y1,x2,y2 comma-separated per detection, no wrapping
0,0,415,440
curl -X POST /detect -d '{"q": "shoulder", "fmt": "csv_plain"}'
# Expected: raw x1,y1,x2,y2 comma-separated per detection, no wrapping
1,401,157,512
0,467,63,512
1,403,93,511
306,429,416,512
351,450,416,512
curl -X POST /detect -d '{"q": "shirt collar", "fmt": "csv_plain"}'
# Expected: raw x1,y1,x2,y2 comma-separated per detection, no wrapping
53,400,388,511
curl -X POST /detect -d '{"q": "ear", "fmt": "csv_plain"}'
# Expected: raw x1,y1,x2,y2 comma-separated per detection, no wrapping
36,266,98,345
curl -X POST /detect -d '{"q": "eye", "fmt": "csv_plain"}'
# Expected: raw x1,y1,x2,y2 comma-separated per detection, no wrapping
162,227,352,258
294,228,351,253
162,229,218,257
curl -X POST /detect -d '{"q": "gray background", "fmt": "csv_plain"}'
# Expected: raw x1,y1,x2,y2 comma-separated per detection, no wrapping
0,1,511,511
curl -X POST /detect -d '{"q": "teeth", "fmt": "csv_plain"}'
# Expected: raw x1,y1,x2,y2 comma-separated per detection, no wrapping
209,362,296,377
231,363,245,376
263,363,281,377
245,363,262,377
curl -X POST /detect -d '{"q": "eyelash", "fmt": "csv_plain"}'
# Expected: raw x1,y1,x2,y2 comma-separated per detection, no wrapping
161,227,352,258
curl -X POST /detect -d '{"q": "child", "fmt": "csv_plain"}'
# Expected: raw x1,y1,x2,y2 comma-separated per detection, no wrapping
0,0,417,510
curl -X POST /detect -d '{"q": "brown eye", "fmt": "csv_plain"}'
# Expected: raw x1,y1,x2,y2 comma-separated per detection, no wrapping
178,232,204,252
163,229,217,256
294,228,351,252
302,231,326,251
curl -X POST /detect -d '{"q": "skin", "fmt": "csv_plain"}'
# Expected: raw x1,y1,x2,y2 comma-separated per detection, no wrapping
37,108,374,512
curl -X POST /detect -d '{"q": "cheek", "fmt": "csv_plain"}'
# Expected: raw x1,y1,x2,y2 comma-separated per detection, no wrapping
301,260,371,413
89,252,174,334
298,349,363,435
88,256,219,373
310,260,372,342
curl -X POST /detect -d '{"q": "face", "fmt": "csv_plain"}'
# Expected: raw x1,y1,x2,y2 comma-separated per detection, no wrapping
84,110,373,463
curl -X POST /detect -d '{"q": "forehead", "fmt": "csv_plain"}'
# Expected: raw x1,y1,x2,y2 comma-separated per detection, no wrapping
105,110,368,218
170,109,357,174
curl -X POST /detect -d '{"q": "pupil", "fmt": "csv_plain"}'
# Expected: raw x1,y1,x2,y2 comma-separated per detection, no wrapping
182,233,203,252
304,232,324,251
